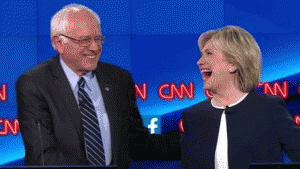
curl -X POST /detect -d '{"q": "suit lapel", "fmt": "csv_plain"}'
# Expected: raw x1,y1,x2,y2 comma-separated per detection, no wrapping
49,56,118,164
49,56,85,148
94,63,118,164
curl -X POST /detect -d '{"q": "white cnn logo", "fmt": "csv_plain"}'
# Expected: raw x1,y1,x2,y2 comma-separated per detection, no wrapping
148,118,158,134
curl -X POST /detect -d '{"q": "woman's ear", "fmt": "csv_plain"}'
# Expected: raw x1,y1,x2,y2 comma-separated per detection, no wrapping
229,62,238,73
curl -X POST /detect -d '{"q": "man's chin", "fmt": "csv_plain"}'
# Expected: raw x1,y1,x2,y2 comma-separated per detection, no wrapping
78,65,98,74
87,62,98,69
86,66,97,72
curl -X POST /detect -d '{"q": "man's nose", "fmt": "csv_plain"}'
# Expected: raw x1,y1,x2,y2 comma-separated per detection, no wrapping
89,39,101,51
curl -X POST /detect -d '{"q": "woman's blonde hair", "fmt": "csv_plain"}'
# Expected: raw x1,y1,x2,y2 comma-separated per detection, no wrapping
198,25,262,92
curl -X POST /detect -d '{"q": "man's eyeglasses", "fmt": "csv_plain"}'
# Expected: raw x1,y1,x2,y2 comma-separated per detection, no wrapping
60,34,106,47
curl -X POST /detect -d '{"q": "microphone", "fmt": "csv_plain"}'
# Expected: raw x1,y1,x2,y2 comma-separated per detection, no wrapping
225,106,231,114
38,121,45,166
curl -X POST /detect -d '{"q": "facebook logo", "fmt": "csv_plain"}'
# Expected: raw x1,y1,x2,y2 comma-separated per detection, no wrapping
141,115,161,134
148,117,158,134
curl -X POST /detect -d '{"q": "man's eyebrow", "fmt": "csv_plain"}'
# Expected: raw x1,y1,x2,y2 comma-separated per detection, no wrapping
78,35,102,39
77,36,90,39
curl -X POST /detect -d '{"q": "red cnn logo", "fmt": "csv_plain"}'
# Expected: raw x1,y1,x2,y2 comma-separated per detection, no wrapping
158,82,194,101
259,81,288,99
204,90,213,99
0,84,8,102
294,115,300,126
178,119,184,134
135,82,148,101
0,118,20,136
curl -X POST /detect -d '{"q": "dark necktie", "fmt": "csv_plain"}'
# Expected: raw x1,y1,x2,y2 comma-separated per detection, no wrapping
78,77,106,166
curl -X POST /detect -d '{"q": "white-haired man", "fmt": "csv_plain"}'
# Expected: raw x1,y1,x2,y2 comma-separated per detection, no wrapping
17,4,180,169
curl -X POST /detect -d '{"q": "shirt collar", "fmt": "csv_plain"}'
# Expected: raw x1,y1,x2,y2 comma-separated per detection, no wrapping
82,72,95,91
60,57,95,91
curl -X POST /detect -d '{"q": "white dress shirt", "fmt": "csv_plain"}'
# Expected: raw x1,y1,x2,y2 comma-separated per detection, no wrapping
60,58,112,166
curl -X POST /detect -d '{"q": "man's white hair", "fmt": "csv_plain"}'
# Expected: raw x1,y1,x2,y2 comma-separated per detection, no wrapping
50,3,101,50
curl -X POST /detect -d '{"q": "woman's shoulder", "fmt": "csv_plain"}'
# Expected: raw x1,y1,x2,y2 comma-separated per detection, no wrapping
247,91,285,105
183,99,213,115
237,91,287,117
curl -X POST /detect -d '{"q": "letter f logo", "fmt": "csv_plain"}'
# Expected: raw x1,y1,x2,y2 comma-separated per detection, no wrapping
148,117,158,134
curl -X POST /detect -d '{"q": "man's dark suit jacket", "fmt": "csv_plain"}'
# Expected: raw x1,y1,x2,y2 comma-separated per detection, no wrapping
16,56,180,169
181,90,300,169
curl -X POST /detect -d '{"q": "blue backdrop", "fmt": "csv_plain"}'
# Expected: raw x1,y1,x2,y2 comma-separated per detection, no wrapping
0,0,300,168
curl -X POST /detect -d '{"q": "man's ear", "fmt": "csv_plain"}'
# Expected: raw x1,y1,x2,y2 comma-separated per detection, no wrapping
52,36,64,54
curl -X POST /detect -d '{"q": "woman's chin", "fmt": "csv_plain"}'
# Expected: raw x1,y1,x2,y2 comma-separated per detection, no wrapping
203,83,211,90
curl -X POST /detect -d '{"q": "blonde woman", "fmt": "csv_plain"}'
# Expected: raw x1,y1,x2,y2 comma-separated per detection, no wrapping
181,26,300,169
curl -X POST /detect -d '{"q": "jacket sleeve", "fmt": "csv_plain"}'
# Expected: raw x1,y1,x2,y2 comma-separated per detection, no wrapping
274,96,300,162
16,74,82,165
124,72,181,160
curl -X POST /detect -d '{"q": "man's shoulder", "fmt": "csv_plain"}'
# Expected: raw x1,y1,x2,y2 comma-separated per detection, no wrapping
16,56,59,92
98,61,128,72
17,57,57,82
97,61,131,78
21,56,130,78
22,57,59,77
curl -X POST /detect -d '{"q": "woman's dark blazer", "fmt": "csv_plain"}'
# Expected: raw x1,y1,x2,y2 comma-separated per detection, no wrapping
181,90,300,169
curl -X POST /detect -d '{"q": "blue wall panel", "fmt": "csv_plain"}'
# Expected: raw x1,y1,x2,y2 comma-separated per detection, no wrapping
0,1,37,38
0,0,299,167
0,38,37,107
132,0,224,34
38,0,131,36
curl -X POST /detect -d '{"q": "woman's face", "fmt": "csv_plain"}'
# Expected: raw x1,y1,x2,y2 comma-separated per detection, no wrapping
197,40,236,93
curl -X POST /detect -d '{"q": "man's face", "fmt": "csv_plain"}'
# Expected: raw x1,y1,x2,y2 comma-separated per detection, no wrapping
59,11,102,76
